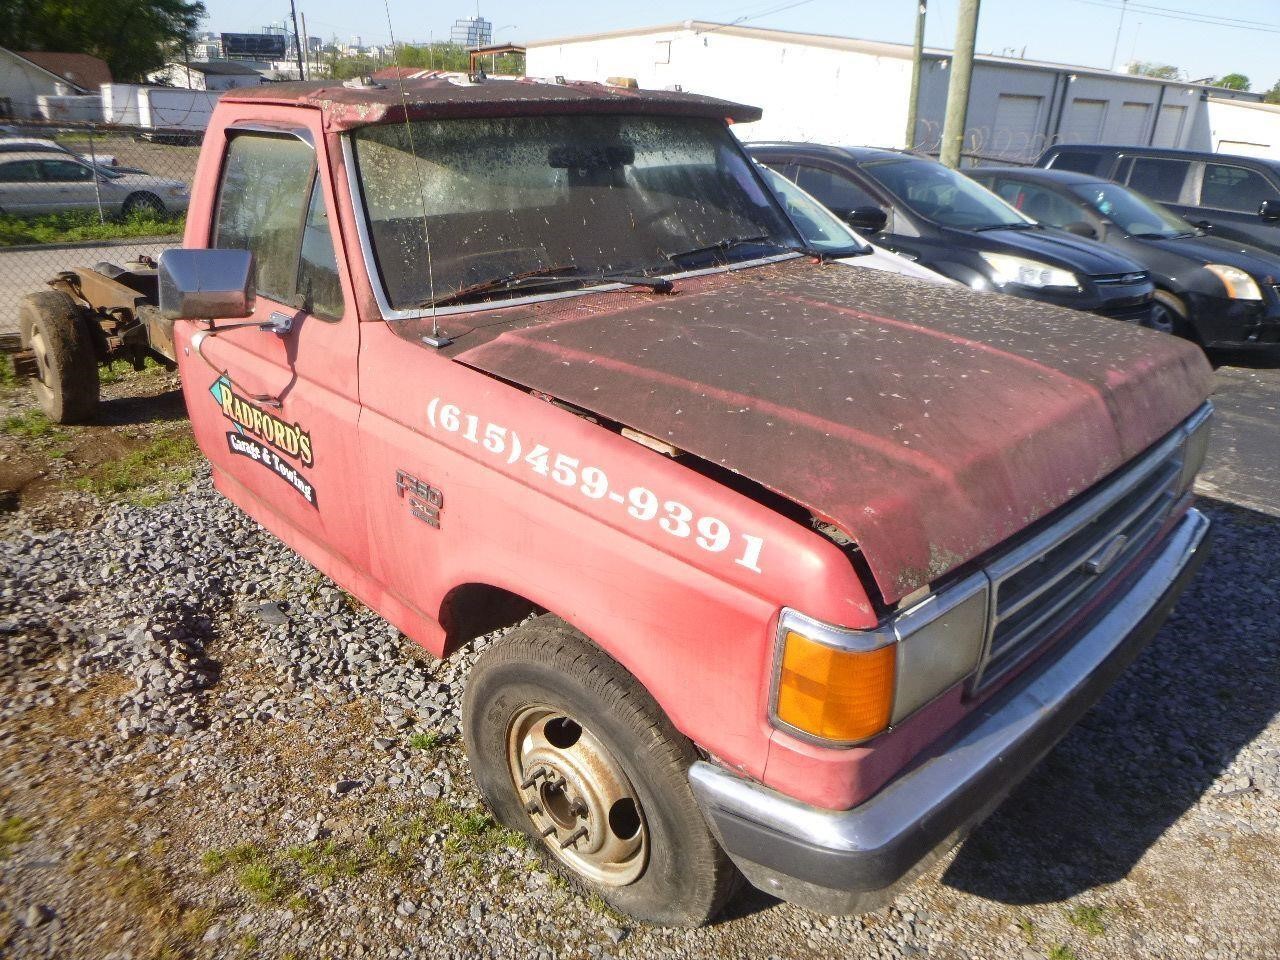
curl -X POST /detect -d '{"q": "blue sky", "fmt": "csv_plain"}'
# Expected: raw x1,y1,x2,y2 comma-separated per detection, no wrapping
203,0,1280,91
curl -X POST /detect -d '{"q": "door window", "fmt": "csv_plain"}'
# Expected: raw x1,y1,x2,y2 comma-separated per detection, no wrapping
39,159,94,182
1125,157,1191,202
992,180,1079,228
791,164,880,215
1200,163,1279,213
1046,150,1107,175
0,160,39,183
296,179,344,321
213,133,317,305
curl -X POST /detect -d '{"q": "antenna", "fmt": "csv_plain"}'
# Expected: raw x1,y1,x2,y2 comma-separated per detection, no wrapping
382,0,448,346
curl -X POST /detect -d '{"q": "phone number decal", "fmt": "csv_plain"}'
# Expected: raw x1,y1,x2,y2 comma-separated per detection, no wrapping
427,397,766,573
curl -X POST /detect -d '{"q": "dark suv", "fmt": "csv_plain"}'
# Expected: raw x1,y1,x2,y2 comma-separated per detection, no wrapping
1036,144,1280,255
749,143,1156,324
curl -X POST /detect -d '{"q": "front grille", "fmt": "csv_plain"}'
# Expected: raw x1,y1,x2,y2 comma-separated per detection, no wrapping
969,407,1209,690
1097,300,1155,324
1093,271,1150,286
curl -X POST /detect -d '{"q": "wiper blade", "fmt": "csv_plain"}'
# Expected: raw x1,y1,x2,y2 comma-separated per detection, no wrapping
419,266,671,309
664,234,782,264
972,222,1035,232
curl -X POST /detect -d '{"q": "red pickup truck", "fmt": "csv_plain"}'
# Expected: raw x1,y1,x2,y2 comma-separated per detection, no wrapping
145,76,1215,925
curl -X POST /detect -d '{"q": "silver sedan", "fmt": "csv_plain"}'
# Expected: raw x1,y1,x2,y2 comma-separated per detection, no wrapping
0,151,189,218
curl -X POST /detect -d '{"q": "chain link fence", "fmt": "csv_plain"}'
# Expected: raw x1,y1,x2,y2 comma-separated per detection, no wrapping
0,121,202,345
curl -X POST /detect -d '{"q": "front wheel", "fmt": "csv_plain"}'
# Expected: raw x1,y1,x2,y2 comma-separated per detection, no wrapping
462,617,740,927
1148,290,1195,340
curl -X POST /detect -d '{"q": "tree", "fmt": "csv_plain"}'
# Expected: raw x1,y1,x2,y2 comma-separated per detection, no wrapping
5,0,205,82
1265,80,1280,105
1216,73,1250,91
1128,61,1182,81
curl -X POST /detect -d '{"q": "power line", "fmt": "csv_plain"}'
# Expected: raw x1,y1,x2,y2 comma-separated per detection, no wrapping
1066,0,1280,34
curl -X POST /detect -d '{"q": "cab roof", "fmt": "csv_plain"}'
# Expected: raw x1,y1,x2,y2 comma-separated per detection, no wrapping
220,75,763,132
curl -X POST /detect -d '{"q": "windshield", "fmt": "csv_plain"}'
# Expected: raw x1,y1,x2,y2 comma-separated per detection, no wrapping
862,157,1032,230
1069,181,1193,238
757,165,869,257
352,114,798,309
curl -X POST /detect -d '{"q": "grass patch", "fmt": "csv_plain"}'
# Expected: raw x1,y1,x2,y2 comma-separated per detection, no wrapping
1016,915,1037,945
2,410,62,440
1047,945,1079,960
433,801,526,872
1065,904,1107,935
284,840,364,884
236,861,294,905
408,731,444,751
76,431,198,505
0,815,32,860
0,209,185,247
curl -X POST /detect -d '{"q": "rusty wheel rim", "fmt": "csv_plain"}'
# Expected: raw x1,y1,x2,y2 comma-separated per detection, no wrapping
506,704,648,886
27,326,54,401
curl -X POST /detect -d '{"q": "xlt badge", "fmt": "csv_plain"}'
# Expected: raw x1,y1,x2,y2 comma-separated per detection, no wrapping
396,470,444,528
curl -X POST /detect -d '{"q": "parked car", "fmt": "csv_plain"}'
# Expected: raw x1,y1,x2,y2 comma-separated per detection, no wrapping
1036,144,1280,256
0,151,189,218
748,143,1157,324
0,136,119,169
756,163,952,283
968,166,1280,350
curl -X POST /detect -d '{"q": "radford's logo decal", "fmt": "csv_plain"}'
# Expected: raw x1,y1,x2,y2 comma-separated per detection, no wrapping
210,375,313,466
210,376,318,507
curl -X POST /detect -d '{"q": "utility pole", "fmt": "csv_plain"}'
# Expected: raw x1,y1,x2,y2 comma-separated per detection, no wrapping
300,11,310,79
289,0,305,81
1109,0,1128,71
939,0,979,169
905,1,927,150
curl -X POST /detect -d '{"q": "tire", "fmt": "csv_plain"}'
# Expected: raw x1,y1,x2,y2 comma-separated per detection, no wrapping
121,192,165,218
1149,290,1196,340
18,291,99,423
462,617,740,927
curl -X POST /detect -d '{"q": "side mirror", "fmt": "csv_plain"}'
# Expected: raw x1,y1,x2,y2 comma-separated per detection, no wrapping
1259,198,1280,221
158,248,255,320
1063,221,1098,239
841,205,888,234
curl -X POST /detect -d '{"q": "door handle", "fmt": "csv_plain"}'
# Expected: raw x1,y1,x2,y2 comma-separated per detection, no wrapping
189,330,288,408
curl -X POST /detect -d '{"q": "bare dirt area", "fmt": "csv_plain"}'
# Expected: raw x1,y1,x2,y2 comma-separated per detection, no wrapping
1,363,1278,960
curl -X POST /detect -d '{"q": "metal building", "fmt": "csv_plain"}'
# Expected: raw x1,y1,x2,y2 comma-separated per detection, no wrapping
526,21,1272,162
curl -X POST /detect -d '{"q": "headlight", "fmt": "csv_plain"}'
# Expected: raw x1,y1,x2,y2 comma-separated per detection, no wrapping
1177,403,1214,494
772,575,989,745
1204,264,1262,300
979,252,1079,290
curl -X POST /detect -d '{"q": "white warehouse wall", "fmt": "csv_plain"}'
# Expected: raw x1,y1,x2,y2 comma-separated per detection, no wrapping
527,26,914,148
1206,98,1280,158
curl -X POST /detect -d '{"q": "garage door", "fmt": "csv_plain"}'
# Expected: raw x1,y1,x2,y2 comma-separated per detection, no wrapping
1061,99,1108,143
1110,101,1151,145
1153,104,1187,147
991,94,1045,160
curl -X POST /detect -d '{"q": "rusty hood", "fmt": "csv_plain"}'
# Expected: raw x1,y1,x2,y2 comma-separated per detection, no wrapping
452,261,1213,604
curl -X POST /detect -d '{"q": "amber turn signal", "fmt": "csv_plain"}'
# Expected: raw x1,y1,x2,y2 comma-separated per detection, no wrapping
774,630,896,743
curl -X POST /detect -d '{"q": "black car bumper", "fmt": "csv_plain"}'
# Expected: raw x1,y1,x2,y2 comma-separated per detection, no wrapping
1010,282,1155,324
690,508,1211,916
1189,292,1280,349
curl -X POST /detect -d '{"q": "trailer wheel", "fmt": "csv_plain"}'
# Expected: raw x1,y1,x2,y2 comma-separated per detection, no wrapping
463,617,740,927
19,291,99,423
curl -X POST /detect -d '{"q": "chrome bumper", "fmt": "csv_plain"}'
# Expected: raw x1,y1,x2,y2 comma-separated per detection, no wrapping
690,507,1211,915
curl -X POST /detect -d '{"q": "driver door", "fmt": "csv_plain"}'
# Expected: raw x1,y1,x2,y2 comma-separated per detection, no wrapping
177,123,370,576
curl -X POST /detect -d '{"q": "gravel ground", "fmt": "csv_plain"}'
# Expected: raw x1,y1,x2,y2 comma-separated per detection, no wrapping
1,376,1278,959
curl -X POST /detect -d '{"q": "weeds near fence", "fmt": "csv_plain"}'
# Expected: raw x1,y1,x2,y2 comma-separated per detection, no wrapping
0,210,185,247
